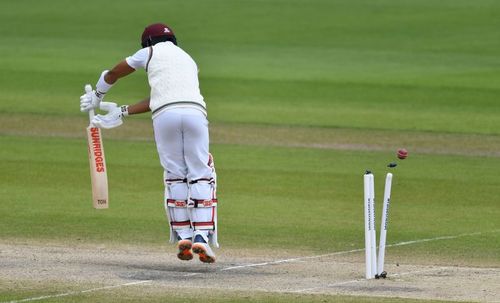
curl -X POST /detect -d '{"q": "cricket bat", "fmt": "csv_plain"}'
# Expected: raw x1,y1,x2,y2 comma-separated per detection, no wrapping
85,84,109,209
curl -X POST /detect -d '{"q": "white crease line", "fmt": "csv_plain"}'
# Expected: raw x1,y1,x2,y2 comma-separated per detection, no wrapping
220,229,500,271
221,248,363,271
3,280,151,303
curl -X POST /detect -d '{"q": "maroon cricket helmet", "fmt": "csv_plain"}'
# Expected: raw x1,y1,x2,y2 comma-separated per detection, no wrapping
141,23,177,47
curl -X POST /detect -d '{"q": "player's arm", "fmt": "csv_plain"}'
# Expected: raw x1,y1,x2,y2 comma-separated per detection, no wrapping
104,60,136,84
90,97,151,129
80,61,135,113
82,48,152,128
95,60,135,98
81,48,149,112
127,97,151,115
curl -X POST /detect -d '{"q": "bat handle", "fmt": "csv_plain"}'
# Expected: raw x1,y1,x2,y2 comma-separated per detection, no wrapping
84,84,95,123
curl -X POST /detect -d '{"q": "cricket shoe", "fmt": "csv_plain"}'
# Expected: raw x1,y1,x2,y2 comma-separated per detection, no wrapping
192,234,216,263
177,238,193,261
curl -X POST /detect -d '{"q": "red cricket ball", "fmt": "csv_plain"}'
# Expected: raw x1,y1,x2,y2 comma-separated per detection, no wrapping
397,148,408,160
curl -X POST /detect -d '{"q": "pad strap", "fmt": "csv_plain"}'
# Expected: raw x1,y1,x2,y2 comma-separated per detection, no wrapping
166,178,188,184
171,220,191,230
189,178,214,185
188,198,218,208
166,199,187,208
192,221,215,231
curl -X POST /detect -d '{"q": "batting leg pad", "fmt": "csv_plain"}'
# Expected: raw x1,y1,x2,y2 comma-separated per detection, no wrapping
189,198,218,231
164,174,192,242
188,154,219,247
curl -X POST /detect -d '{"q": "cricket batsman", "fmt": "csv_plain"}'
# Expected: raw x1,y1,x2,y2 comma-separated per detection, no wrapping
80,23,218,263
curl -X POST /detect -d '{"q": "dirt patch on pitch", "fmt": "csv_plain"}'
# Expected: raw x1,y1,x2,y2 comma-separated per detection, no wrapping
1,241,499,302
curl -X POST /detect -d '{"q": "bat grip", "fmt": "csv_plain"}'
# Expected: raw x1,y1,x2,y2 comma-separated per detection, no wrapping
88,109,95,123
85,84,95,124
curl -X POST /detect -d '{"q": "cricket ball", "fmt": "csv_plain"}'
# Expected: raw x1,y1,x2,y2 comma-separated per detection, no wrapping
397,148,408,160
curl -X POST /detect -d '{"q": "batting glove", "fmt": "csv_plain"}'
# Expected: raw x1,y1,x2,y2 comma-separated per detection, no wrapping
80,89,103,112
91,102,129,129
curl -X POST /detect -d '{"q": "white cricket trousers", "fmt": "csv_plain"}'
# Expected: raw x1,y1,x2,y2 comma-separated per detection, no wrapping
153,108,214,240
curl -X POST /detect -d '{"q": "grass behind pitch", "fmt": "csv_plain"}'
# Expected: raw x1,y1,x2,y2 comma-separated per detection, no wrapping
1,0,500,133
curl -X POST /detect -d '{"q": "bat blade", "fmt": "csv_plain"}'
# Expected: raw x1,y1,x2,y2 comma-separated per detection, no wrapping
87,125,109,209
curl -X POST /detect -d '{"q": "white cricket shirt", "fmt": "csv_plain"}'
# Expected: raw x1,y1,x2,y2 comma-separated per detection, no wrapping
126,42,206,118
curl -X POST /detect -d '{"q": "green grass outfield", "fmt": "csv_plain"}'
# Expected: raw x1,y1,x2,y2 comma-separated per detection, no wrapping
1,0,500,302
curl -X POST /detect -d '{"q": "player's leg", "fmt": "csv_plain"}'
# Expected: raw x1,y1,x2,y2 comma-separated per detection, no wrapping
164,175,192,260
182,109,217,263
153,110,193,260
